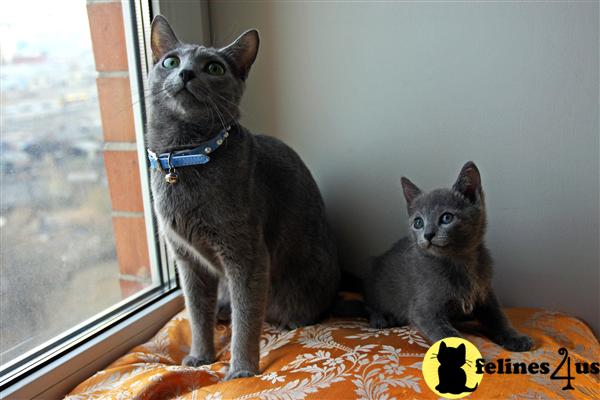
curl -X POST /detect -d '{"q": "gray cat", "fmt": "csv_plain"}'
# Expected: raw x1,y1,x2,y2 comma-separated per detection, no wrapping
364,162,533,352
146,16,339,380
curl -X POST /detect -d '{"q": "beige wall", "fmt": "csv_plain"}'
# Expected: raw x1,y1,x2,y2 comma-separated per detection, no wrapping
207,2,599,334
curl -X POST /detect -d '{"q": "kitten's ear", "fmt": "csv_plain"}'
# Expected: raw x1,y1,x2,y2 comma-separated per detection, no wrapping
151,15,181,64
401,177,422,206
453,161,482,203
439,341,447,350
220,29,259,80
458,343,466,357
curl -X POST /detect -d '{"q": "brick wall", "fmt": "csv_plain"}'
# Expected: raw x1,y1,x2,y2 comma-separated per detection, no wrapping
87,0,151,298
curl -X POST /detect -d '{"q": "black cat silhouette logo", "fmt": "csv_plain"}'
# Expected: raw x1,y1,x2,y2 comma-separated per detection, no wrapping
422,337,484,399
436,341,478,394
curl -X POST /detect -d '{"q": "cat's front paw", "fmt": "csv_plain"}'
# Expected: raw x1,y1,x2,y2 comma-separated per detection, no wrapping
225,368,257,381
182,354,214,367
500,334,533,352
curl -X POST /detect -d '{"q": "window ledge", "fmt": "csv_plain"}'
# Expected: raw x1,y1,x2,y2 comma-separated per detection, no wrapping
1,290,183,399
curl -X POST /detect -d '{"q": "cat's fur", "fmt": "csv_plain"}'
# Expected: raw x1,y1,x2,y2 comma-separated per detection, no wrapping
435,342,477,394
364,162,533,352
147,16,339,380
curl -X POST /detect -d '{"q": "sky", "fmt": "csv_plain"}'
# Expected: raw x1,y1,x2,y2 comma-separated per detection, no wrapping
0,0,93,60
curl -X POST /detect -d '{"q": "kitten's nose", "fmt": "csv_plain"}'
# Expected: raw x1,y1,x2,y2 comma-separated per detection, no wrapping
179,69,195,83
424,232,435,242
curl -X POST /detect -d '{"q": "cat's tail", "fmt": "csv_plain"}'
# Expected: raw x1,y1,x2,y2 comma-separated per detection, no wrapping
464,383,479,392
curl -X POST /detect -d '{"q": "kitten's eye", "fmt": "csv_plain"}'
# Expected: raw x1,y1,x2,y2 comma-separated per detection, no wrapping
440,213,454,225
413,217,424,229
162,56,180,69
206,62,225,76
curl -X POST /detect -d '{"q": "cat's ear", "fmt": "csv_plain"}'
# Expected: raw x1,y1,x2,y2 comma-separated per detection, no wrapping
151,15,181,64
439,341,447,351
458,343,466,357
453,161,482,203
401,177,422,206
220,30,259,80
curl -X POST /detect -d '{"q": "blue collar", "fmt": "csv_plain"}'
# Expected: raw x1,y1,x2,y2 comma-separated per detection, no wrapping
147,126,231,183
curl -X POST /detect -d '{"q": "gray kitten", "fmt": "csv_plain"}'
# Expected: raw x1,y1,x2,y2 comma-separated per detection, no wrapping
365,162,533,352
147,16,339,380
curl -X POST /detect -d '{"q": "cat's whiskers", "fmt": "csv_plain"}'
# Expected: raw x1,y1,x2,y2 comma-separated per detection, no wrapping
196,85,244,127
126,83,177,113
204,99,216,131
196,87,230,132
208,98,228,132
101,83,174,119
214,99,238,126
206,94,227,129
203,86,248,115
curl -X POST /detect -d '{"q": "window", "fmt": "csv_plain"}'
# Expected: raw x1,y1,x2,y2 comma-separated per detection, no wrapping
0,0,176,391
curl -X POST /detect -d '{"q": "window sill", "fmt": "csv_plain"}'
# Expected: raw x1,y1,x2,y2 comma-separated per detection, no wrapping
1,290,183,399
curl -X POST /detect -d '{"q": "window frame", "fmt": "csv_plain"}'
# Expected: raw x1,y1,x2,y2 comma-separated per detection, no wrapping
0,290,184,399
0,0,198,397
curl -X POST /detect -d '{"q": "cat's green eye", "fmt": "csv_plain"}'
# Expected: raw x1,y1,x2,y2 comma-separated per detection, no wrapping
162,56,180,69
440,213,454,225
413,217,424,229
206,62,225,76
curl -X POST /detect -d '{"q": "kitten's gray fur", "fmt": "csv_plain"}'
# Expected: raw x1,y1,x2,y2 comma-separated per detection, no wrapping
147,16,339,380
365,162,533,352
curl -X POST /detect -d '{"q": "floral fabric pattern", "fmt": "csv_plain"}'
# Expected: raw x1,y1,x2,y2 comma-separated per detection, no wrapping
66,308,599,399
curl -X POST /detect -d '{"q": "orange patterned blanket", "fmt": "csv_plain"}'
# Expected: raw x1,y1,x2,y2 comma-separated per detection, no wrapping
66,308,598,399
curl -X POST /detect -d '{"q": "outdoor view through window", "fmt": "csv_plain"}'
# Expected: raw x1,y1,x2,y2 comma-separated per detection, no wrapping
0,1,145,365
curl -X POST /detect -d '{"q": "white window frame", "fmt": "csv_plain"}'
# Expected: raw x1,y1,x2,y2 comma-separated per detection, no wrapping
0,0,210,397
1,291,184,399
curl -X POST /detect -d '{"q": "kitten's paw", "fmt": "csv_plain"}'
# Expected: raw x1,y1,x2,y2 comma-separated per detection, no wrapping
225,369,257,381
182,355,213,367
501,334,534,352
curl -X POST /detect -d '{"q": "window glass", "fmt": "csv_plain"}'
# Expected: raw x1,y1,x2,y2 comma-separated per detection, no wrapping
0,0,149,365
